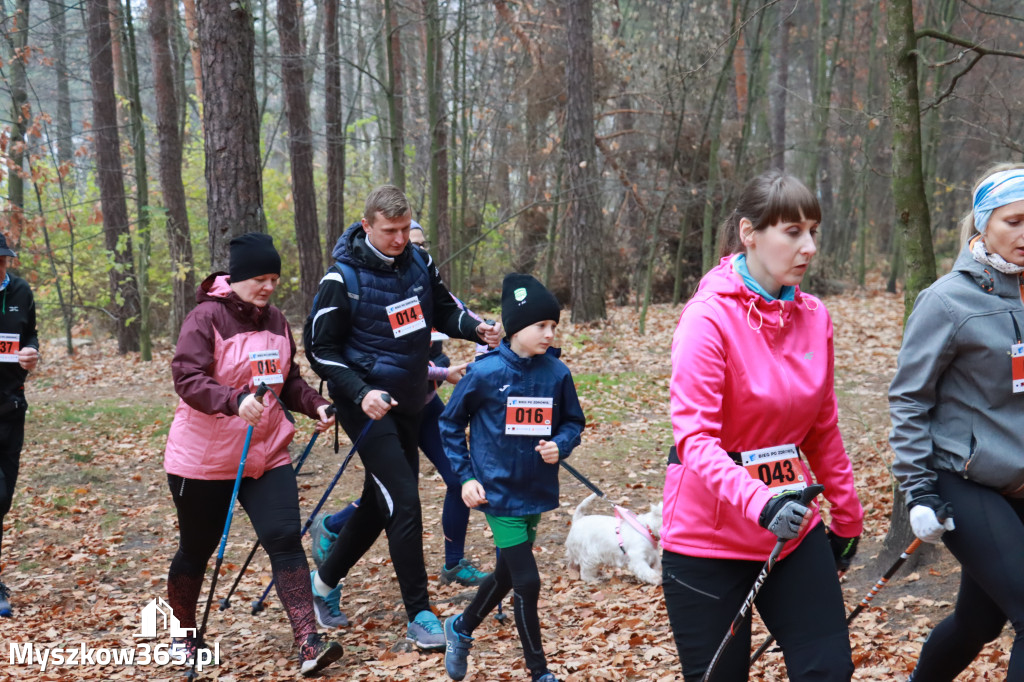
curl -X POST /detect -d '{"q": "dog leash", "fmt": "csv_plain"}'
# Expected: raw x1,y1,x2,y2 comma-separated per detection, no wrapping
614,507,658,550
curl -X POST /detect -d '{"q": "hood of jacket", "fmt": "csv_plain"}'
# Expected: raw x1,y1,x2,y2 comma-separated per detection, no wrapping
695,256,811,331
197,272,272,328
950,241,1024,301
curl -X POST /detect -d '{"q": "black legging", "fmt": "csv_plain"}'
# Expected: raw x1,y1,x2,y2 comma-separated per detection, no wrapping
0,404,26,566
908,470,1024,681
458,541,547,678
166,464,315,645
662,523,853,682
318,402,431,620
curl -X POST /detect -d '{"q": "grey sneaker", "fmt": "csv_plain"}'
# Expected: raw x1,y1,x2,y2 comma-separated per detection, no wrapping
444,614,473,680
438,559,491,587
309,514,339,569
311,570,348,628
407,609,445,651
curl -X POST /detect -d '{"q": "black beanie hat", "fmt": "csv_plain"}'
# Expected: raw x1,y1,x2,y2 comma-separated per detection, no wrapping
501,273,561,338
229,233,281,283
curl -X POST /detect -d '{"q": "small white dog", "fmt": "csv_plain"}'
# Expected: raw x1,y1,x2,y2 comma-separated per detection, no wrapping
564,493,663,585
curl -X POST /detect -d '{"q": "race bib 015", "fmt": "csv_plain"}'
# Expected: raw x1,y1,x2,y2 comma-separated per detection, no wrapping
249,349,283,386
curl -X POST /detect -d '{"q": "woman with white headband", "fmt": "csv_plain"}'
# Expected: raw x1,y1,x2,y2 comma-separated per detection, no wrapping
890,162,1024,681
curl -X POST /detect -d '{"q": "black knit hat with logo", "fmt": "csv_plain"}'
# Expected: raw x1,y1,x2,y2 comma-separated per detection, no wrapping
229,233,281,283
501,273,561,338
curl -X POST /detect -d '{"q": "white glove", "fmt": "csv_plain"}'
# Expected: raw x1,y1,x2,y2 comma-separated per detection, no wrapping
909,504,955,543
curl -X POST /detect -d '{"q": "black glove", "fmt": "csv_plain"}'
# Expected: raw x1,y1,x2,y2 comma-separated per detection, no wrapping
759,491,810,541
825,527,860,572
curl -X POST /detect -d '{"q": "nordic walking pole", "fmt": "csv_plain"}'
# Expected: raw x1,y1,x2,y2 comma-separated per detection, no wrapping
749,536,924,665
191,382,269,677
219,406,336,610
701,484,824,682
250,398,384,615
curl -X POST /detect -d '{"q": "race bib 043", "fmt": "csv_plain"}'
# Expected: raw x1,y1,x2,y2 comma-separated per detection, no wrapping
741,444,807,493
505,397,553,436
0,333,19,363
249,349,283,386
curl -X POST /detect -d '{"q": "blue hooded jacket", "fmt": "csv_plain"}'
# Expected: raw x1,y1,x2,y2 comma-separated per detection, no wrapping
440,340,586,516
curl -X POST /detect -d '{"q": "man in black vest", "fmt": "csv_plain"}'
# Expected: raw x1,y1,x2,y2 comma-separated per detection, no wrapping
307,185,499,648
0,233,39,618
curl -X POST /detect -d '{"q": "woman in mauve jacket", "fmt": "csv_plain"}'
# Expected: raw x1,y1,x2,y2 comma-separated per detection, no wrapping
891,163,1024,681
163,233,342,677
663,171,864,682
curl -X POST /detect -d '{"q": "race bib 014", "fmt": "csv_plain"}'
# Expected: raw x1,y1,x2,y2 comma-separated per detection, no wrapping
387,296,427,338
1012,343,1024,394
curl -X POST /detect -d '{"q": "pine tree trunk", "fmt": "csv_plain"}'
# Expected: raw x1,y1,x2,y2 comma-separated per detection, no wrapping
423,0,451,282
198,0,266,271
149,0,196,338
182,0,203,118
324,0,346,262
565,0,605,322
6,0,30,240
48,0,75,176
278,0,323,312
384,0,406,190
770,0,794,171
88,0,141,353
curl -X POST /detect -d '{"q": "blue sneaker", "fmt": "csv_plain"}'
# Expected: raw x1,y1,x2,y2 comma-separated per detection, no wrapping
535,674,560,682
309,514,338,569
0,580,11,617
311,571,348,628
443,614,473,680
407,609,445,651
438,559,491,587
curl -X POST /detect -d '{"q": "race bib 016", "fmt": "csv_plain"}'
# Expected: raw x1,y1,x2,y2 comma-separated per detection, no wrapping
741,444,807,493
0,333,19,363
505,396,553,436
249,349,283,386
387,296,427,338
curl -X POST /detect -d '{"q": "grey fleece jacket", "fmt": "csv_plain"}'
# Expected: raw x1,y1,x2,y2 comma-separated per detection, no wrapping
890,243,1024,503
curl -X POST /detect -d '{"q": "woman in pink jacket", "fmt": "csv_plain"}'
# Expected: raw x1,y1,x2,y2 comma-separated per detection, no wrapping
663,171,864,681
163,233,342,677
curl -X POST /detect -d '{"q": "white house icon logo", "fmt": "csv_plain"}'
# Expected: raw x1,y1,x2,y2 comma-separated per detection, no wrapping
135,598,197,639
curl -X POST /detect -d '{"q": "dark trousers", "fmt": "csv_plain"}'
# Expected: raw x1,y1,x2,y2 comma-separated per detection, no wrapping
0,403,27,566
318,402,430,620
662,524,853,682
166,465,315,644
909,470,1024,682
418,394,470,568
459,541,547,677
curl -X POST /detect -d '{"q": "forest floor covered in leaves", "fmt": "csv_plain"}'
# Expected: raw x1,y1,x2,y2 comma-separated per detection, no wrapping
0,280,1013,680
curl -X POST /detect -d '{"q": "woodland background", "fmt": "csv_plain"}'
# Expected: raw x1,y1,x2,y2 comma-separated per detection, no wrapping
1,0,1023,352
1,1,1023,679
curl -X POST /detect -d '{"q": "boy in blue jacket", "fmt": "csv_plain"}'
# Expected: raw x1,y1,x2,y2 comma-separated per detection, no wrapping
439,273,585,682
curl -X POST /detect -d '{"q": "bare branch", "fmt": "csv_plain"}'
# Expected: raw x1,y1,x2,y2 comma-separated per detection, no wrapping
915,28,1024,60
961,0,1024,22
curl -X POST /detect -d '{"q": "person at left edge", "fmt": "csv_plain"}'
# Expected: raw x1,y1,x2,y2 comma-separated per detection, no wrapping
164,233,343,676
306,185,500,650
0,232,39,619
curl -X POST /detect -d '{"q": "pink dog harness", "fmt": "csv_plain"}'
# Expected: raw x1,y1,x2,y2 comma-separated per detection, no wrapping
614,506,657,553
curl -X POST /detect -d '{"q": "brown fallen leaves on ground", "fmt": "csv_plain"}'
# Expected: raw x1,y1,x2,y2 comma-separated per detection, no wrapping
0,282,1012,680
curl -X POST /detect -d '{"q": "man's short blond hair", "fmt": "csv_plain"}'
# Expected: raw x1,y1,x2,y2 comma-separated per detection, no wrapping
364,185,410,224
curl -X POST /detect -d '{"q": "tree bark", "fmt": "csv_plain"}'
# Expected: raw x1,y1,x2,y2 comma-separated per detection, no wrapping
88,0,141,353
384,0,406,189
149,0,196,338
770,0,794,171
883,0,937,564
324,0,346,262
423,0,451,282
48,0,74,174
182,0,203,119
565,0,605,322
278,0,323,313
6,0,30,241
198,0,267,271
